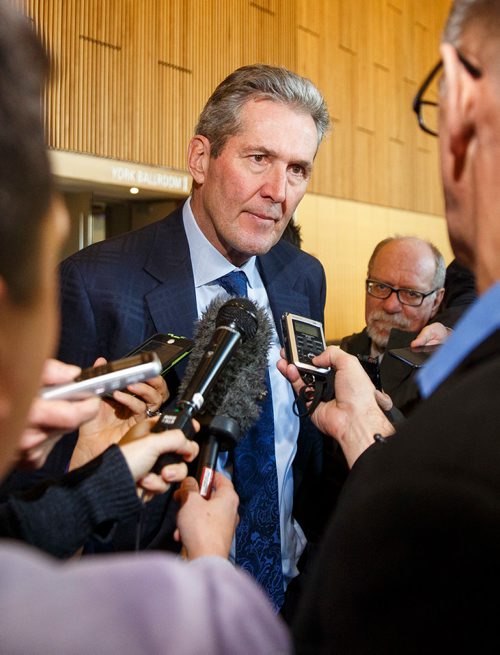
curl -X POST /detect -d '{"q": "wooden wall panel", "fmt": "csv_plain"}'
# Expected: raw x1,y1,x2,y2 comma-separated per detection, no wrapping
19,0,451,217
12,0,459,340
296,0,449,216
19,0,297,172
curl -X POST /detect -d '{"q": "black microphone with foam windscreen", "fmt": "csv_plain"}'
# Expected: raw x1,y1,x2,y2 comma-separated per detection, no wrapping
150,296,272,477
180,296,273,496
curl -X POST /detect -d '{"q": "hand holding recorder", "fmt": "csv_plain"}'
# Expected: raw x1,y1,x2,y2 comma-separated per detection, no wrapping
278,343,395,468
174,472,239,560
119,421,200,499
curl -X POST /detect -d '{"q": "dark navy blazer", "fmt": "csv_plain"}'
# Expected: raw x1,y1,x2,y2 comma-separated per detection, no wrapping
55,207,330,549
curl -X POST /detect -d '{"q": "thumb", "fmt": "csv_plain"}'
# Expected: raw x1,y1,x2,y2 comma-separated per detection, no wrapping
375,389,393,412
174,476,200,505
119,417,157,446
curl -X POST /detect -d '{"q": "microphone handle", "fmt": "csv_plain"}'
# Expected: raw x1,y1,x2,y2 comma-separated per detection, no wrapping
196,432,219,499
149,328,241,476
195,415,239,497
150,408,196,474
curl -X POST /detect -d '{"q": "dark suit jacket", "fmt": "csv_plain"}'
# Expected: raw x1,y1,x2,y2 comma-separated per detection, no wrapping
55,207,329,549
294,328,500,653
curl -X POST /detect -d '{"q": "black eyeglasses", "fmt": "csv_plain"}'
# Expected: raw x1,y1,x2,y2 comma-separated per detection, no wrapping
366,279,438,307
413,48,482,137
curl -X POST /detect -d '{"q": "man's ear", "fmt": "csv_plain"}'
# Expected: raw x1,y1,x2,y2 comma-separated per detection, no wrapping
187,135,211,184
430,286,445,318
440,43,477,167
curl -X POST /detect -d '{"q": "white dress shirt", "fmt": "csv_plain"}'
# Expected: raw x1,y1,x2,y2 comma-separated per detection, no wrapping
182,199,306,586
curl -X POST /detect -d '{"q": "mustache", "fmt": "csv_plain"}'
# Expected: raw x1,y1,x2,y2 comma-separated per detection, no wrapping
367,309,414,331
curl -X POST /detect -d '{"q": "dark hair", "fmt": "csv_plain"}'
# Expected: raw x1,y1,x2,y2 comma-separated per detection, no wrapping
280,220,303,249
0,5,52,303
195,64,330,157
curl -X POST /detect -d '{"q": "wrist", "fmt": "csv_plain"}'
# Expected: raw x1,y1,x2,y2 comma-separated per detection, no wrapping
338,407,394,468
183,540,231,561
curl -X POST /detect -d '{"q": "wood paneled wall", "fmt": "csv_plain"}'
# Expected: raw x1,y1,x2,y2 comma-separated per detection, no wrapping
18,0,297,173
15,0,455,340
298,0,450,216
18,0,450,216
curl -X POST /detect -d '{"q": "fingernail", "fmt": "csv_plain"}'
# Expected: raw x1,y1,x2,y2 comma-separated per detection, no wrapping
164,467,177,481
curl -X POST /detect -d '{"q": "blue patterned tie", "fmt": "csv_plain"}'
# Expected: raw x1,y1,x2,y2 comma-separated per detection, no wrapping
216,271,284,611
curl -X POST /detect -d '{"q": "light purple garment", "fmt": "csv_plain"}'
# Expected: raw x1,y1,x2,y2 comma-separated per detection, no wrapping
0,542,291,654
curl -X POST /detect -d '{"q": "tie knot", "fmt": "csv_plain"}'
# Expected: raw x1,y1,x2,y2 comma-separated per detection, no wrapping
217,270,248,297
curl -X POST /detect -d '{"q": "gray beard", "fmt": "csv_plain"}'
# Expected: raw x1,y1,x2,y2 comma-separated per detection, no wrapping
366,310,413,351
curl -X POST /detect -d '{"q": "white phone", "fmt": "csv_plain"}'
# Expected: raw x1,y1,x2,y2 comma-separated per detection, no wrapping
40,352,162,400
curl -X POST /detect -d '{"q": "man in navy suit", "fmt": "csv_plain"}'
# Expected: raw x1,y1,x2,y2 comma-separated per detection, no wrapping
57,64,331,611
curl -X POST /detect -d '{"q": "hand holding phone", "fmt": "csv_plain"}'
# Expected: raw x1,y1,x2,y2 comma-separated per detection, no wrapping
18,360,101,469
388,344,440,369
40,352,162,401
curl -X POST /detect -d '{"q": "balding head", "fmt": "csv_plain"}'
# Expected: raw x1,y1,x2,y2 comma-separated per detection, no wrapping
365,237,446,354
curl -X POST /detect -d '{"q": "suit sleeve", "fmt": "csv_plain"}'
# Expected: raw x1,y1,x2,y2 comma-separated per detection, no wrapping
0,446,142,558
0,546,291,654
58,257,101,368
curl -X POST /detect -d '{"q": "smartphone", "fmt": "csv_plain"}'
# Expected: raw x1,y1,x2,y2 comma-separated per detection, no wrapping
40,352,162,400
123,333,193,376
281,312,329,380
388,344,440,369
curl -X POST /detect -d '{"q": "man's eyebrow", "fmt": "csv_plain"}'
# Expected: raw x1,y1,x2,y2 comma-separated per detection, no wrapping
241,145,313,172
241,145,275,156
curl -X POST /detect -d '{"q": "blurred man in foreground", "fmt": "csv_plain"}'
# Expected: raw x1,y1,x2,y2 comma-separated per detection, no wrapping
0,5,289,652
340,236,446,416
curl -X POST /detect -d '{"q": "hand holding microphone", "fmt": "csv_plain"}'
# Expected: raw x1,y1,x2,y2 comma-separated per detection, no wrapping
150,296,272,494
153,298,270,472
174,473,239,560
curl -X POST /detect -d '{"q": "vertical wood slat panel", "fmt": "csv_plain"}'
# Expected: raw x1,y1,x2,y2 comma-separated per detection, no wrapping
20,0,298,172
298,0,449,215
19,0,449,217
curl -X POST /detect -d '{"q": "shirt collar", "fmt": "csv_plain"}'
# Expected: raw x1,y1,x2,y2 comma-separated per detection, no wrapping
417,281,500,398
182,198,258,290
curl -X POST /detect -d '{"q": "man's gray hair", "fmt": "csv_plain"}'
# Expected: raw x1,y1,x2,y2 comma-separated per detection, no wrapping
195,64,330,157
443,0,500,45
367,236,446,289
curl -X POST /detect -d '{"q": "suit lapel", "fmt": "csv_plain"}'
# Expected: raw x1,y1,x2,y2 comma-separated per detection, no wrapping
258,248,312,342
142,209,198,339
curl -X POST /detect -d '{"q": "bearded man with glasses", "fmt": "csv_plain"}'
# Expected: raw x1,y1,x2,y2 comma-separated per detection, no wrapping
340,236,446,417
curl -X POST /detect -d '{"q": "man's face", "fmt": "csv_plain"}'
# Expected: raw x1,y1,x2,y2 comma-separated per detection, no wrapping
189,98,318,266
365,240,443,351
439,45,475,269
0,198,68,475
